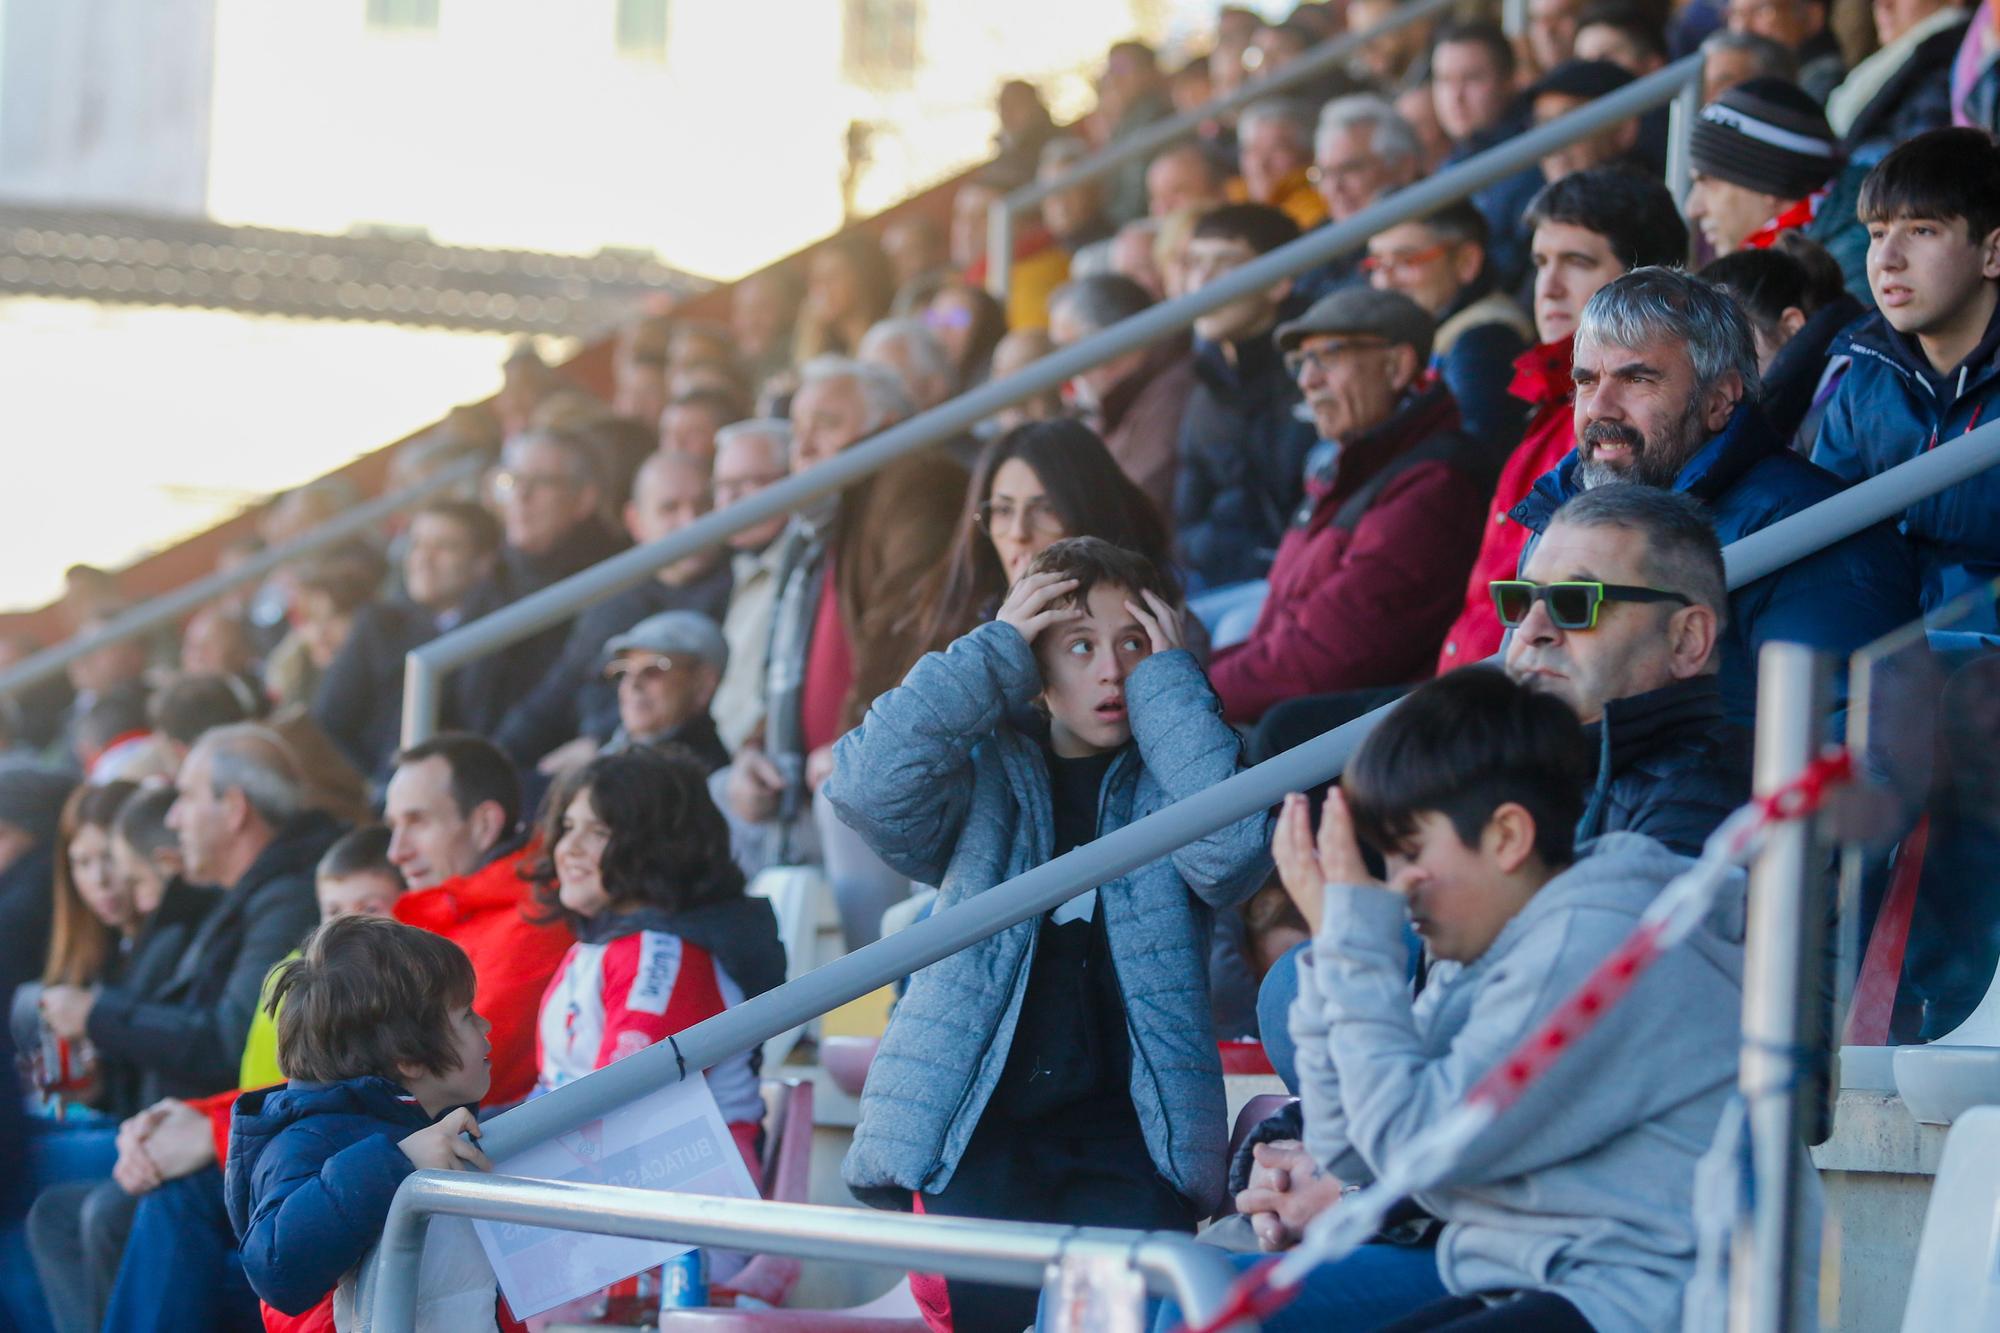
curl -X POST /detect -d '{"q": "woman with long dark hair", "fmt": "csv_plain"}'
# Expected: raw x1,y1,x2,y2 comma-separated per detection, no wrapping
914,419,1182,657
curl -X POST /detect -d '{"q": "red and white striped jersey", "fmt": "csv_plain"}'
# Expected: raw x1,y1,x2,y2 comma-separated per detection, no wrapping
534,930,762,1127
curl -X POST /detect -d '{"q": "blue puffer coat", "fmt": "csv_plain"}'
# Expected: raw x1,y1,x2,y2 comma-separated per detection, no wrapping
825,621,1273,1215
1811,307,2000,633
225,1076,441,1316
1513,403,1921,723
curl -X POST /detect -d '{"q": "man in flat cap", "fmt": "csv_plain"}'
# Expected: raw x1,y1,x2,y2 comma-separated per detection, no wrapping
1208,288,1493,724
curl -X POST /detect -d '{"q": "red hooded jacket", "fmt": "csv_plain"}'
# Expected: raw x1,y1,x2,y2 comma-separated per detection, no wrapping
1433,337,1577,674
1209,380,1491,723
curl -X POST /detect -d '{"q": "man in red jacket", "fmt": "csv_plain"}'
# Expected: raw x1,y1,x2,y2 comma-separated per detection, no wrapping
1210,287,1492,724
1434,167,1692,673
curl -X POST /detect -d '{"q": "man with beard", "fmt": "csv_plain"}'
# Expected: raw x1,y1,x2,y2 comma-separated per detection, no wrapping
1511,266,1919,723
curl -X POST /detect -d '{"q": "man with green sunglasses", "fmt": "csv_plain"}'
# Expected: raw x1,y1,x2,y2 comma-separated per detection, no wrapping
1501,486,1751,857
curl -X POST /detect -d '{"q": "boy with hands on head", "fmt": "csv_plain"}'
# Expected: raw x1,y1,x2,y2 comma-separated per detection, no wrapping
828,537,1271,1333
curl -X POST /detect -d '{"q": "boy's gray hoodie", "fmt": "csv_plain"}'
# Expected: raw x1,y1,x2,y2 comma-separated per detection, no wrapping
1291,832,1745,1333
826,620,1272,1214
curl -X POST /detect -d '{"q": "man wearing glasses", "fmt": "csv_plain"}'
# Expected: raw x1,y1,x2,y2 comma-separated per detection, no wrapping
1500,485,1750,856
599,610,730,772
1510,266,1918,723
1208,287,1491,725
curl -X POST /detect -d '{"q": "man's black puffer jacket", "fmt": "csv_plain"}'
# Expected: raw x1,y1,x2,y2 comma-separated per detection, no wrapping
1577,675,1753,858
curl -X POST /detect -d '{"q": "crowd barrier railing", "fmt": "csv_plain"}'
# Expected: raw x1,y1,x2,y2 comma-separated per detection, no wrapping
983,0,1460,301
369,1172,1244,1332
400,54,1708,746
443,416,2000,1169
0,451,486,705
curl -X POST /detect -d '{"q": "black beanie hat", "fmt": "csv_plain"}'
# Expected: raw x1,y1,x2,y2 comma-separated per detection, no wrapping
1689,77,1839,201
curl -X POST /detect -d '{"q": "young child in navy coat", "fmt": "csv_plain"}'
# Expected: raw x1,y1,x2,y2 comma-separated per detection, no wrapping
223,913,494,1317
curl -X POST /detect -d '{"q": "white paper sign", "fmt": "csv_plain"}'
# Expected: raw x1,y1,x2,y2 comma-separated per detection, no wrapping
472,1075,760,1317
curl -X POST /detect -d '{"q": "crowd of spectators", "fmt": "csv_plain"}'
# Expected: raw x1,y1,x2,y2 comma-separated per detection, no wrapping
2,0,1999,1329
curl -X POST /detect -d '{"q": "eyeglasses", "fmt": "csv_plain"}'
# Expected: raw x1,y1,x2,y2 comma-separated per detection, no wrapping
1490,580,1692,630
975,498,1066,537
1282,338,1389,378
1306,159,1381,189
1359,242,1452,274
491,470,575,500
924,305,974,333
604,654,684,685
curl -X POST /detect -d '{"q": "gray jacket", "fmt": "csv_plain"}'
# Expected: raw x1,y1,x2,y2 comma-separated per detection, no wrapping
1291,833,1743,1333
826,620,1272,1214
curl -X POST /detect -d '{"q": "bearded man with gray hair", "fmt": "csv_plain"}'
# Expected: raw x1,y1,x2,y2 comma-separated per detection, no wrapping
1509,266,1919,723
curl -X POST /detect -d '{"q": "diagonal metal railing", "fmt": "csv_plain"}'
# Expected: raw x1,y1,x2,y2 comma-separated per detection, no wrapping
984,0,1459,300
400,55,1709,745
0,451,486,704
455,417,2000,1166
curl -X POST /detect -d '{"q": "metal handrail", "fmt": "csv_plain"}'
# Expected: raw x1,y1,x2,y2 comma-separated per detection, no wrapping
370,1172,1246,1332
464,419,2000,1163
0,450,486,704
400,54,1707,745
984,0,1460,300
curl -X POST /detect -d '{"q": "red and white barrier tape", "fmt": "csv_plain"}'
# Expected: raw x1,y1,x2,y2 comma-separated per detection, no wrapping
1179,747,1855,1333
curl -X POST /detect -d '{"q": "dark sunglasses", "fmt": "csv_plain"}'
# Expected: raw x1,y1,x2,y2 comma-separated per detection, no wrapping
1489,580,1692,630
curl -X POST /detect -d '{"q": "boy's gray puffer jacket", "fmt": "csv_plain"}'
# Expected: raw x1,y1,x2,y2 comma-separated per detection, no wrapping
826,620,1272,1215
1291,832,1747,1333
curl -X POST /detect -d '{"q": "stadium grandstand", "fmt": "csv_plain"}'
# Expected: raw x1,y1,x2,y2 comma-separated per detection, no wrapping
2,1,1999,1330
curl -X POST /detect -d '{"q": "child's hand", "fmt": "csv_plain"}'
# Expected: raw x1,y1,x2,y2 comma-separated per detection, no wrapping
996,572,1083,644
1123,590,1185,655
1273,789,1381,935
398,1108,491,1174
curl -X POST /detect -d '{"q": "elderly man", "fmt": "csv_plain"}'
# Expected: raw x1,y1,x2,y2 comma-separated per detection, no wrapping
1208,288,1491,724
1363,200,1535,449
1231,99,1327,231
1146,141,1227,218
722,358,964,946
1046,274,1195,514
1292,95,1421,301
1686,79,1867,299
1513,267,1920,722
1505,485,1752,852
1724,0,1843,98
25,724,336,1333
494,450,732,776
710,418,797,751
858,316,959,413
600,611,730,771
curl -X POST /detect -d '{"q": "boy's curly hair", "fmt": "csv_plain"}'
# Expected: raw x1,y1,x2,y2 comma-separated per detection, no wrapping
1021,536,1176,613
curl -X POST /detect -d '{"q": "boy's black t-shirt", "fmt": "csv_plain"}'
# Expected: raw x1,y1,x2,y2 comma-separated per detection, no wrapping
993,745,1139,1127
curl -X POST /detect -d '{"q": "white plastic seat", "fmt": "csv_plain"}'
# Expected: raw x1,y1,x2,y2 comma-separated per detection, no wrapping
1901,1104,2000,1330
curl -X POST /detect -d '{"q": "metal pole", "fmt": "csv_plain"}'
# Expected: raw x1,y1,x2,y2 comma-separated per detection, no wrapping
986,192,1014,302
1665,64,1703,214
402,54,1707,744
469,417,2000,1165
372,1173,1248,1332
0,451,485,704
1730,643,1832,1333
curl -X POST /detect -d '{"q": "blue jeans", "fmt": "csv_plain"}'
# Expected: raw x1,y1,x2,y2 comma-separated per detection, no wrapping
101,1169,261,1333
1188,580,1269,650
2,1121,121,1333
1151,1243,1448,1333
1257,942,1308,1095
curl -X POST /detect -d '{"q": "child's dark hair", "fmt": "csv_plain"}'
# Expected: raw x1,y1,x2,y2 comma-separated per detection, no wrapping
1022,536,1177,615
269,915,476,1085
1191,202,1303,257
113,785,179,862
1857,127,2000,242
1343,668,1593,868
526,746,745,920
316,824,404,890
1702,243,1844,339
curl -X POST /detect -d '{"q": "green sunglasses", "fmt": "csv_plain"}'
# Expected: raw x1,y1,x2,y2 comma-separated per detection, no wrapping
1490,579,1692,630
